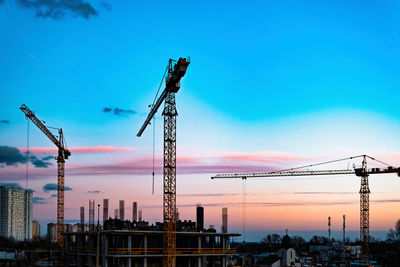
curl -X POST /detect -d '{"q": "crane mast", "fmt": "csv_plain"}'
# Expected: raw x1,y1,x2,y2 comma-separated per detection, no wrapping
137,58,190,267
211,155,400,262
20,104,71,247
359,155,370,261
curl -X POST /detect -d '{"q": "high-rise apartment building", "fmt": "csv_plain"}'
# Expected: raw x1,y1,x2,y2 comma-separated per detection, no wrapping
138,210,142,221
32,220,41,239
132,202,137,222
47,223,57,242
89,199,95,231
119,200,125,221
0,185,33,241
114,209,118,219
222,207,228,233
103,199,109,222
196,204,204,232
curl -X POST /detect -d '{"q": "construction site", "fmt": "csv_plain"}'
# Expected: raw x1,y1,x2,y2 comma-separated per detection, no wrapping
14,57,400,267
58,202,239,267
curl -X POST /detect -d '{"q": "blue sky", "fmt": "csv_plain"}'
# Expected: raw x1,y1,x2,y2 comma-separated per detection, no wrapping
1,0,400,240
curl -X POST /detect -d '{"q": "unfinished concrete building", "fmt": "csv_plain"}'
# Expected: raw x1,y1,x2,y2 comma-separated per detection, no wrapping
64,218,239,267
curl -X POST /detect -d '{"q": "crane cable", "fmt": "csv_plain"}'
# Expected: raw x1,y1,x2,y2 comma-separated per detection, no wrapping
242,179,246,242
150,62,169,195
274,154,391,174
25,119,30,189
151,63,169,108
365,155,391,167
276,155,366,172
152,116,155,195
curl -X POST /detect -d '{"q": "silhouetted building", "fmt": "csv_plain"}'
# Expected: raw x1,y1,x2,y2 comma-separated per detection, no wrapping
279,234,300,267
119,200,124,220
138,210,142,221
32,220,40,239
222,207,228,233
196,204,204,231
103,199,109,222
0,185,32,240
89,200,95,231
132,201,137,221
80,206,84,231
64,223,72,233
47,223,57,242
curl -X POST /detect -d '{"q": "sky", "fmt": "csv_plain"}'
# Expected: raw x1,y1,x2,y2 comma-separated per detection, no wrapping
0,0,400,241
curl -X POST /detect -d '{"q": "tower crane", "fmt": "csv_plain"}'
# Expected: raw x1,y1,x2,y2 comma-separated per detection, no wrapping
137,57,190,267
20,104,71,247
211,155,400,262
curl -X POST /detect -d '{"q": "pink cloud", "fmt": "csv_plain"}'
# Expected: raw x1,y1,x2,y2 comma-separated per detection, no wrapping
219,151,311,164
67,162,279,176
1,150,312,180
19,146,137,154
377,152,400,165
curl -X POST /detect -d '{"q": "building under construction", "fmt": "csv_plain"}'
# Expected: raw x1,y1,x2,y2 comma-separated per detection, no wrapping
64,220,239,266
63,205,239,267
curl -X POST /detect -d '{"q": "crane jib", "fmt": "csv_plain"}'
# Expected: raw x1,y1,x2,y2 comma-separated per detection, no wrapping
211,167,400,179
19,104,68,153
137,58,190,137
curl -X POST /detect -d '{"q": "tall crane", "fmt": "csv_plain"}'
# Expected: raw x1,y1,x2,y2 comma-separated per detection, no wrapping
20,104,71,247
211,155,400,262
137,57,190,267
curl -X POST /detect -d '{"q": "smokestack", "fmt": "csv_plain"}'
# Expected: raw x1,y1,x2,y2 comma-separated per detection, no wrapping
138,210,142,221
132,202,137,222
196,204,204,232
119,200,125,220
80,206,84,231
222,207,228,233
89,200,95,231
103,199,109,222
343,214,346,244
114,209,118,219
328,216,331,241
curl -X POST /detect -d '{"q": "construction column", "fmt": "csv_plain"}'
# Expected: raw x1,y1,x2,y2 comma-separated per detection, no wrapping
144,235,148,267
127,235,132,267
102,234,108,267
